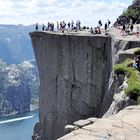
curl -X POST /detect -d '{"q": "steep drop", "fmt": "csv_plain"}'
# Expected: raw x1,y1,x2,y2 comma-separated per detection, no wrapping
30,32,112,140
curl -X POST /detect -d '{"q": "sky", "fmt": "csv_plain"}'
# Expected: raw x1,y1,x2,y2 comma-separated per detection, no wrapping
0,0,133,26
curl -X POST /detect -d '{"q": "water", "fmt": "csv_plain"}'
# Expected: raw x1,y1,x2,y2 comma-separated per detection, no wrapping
0,110,38,140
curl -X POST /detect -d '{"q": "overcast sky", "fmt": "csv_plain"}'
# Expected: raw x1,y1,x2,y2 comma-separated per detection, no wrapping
0,0,133,26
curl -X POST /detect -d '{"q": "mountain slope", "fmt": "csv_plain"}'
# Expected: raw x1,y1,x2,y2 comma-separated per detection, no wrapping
116,0,140,24
0,24,35,64
0,59,39,116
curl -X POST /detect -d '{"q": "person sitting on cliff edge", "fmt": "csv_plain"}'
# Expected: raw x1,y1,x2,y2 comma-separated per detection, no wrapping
132,56,140,71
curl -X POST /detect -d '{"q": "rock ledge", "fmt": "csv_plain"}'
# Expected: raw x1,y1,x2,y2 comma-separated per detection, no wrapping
58,105,140,140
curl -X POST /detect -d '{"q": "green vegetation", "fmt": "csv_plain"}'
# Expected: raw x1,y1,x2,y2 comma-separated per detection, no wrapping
122,0,140,22
114,58,140,104
123,7,139,19
134,48,140,55
114,59,132,74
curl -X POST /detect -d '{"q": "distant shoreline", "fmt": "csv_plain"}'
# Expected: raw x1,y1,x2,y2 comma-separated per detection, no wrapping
0,109,38,121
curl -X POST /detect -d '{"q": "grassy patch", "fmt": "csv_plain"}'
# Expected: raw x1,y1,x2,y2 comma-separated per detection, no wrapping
114,58,132,75
114,58,140,104
134,48,140,55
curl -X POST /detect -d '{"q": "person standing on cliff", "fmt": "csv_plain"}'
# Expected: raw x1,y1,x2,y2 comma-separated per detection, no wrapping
42,24,45,31
90,27,93,34
57,21,59,31
60,21,62,30
105,23,108,35
136,26,140,38
61,21,66,33
130,24,134,33
68,22,71,31
107,19,111,29
122,24,126,36
98,20,102,27
76,20,79,30
35,23,39,31
71,20,74,30
78,20,81,30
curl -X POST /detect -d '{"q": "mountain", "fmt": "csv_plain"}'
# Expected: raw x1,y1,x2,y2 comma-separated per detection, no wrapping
0,59,39,116
115,0,140,24
0,24,35,64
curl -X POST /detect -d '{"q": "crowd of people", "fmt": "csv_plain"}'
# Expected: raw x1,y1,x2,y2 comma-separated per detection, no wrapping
90,19,111,35
35,18,140,37
121,23,140,37
115,18,140,37
35,19,140,71
35,19,112,35
35,20,81,33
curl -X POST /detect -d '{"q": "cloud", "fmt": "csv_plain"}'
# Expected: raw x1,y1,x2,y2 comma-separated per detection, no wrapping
36,0,58,8
0,0,132,26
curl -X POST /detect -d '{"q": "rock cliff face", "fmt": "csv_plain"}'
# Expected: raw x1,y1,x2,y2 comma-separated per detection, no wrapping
30,32,112,140
0,60,39,116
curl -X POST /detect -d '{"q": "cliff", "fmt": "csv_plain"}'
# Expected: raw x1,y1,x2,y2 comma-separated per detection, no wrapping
30,30,140,140
30,32,112,140
57,37,140,139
